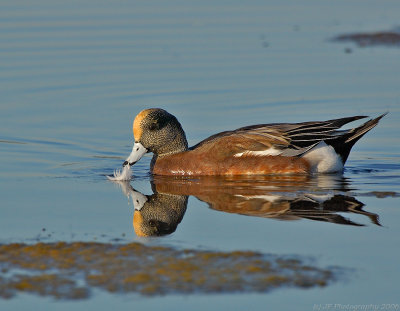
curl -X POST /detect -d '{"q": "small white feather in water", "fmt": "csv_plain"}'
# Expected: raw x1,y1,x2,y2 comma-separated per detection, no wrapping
107,165,132,181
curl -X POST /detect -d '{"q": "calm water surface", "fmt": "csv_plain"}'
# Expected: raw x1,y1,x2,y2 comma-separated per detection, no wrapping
1,1,400,310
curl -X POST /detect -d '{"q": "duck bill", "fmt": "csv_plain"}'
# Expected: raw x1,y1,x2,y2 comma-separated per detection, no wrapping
123,142,147,166
130,189,148,210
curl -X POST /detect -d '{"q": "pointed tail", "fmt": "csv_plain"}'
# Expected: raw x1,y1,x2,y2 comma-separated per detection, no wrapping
331,113,387,164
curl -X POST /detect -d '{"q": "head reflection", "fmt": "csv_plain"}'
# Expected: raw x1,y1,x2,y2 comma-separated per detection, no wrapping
111,175,380,237
130,189,187,237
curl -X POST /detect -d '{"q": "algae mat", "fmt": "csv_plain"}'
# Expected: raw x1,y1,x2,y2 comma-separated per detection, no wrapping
0,242,338,299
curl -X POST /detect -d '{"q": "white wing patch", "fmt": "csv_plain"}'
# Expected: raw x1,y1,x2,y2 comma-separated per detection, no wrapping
302,141,343,173
234,147,283,157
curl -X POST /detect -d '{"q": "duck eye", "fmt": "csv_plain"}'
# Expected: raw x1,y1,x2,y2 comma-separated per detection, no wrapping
149,123,159,131
149,220,156,226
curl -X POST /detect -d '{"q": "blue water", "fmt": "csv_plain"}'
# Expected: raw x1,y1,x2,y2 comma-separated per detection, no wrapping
1,1,400,310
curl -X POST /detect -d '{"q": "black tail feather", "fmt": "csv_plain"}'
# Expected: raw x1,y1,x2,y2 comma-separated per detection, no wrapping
330,113,387,164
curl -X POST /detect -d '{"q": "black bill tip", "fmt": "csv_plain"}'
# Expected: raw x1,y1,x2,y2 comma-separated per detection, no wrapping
123,160,135,167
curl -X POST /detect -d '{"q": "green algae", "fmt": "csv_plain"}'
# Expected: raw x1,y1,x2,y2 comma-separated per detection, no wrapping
0,242,339,299
10,274,89,299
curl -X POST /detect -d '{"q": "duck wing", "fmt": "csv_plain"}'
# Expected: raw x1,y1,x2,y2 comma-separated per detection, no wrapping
191,115,369,158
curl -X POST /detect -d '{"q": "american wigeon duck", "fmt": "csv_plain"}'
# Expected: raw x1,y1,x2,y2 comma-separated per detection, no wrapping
123,108,385,175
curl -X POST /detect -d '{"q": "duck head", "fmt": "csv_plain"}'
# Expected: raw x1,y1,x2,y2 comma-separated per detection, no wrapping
123,108,188,167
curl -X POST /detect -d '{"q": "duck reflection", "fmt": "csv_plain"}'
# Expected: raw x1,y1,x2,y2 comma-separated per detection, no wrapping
115,181,187,237
112,175,380,237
